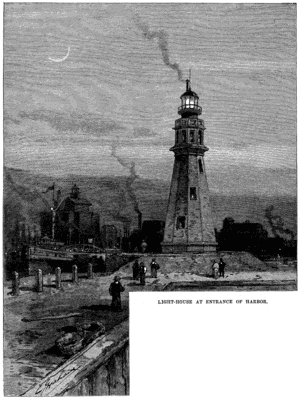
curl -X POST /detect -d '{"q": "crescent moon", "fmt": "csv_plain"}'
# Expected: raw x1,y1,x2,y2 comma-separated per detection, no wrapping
49,46,70,63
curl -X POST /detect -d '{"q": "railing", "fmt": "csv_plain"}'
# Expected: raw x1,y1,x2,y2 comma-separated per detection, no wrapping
178,104,202,114
29,246,106,261
29,248,74,260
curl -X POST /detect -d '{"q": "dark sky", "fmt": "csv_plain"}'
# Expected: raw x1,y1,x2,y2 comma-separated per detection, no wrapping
4,3,296,196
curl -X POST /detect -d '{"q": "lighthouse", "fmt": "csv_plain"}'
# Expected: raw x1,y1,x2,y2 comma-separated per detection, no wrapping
162,79,217,253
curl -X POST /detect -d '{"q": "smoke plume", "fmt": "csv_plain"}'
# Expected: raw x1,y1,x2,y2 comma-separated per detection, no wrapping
134,15,184,82
111,142,142,228
265,205,295,241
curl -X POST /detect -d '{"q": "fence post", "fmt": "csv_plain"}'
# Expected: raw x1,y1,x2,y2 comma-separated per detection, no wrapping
13,271,20,296
87,263,93,279
55,267,61,289
37,269,43,293
72,265,78,283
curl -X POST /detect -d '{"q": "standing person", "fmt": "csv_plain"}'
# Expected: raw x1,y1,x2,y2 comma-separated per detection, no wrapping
219,258,226,278
141,240,147,253
150,258,160,278
109,276,125,311
139,262,147,286
212,260,219,279
132,259,139,280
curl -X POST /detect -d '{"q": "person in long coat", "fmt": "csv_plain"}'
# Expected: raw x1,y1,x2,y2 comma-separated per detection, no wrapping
109,276,125,311
132,259,139,280
219,258,226,278
150,258,160,278
139,262,146,286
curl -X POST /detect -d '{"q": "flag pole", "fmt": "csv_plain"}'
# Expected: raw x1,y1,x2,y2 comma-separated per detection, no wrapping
52,182,55,242
52,182,55,206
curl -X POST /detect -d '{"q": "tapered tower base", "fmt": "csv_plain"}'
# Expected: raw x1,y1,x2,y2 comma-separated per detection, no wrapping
162,79,217,254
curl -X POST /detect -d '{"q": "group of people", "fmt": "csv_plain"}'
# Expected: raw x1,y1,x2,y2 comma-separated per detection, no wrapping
109,258,161,311
132,258,160,285
212,258,226,279
109,257,226,311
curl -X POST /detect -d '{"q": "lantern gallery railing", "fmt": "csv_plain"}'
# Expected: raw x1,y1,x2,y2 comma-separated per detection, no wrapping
178,104,202,114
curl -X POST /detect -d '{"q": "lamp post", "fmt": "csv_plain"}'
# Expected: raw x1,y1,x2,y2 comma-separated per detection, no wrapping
51,207,56,241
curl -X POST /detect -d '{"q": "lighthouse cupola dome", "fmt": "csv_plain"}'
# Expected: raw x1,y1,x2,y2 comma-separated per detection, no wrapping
178,79,202,117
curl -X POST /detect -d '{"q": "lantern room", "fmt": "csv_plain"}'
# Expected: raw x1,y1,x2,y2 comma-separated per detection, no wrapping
178,79,202,117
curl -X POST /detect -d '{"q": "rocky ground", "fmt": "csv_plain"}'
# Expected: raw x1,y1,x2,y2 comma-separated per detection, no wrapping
3,258,297,395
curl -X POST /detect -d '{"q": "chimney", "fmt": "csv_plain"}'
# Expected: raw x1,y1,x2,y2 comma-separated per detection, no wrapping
123,222,130,238
138,212,142,231
57,189,61,204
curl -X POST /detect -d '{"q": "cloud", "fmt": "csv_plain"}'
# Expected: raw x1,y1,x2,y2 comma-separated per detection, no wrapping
3,110,22,125
209,144,296,170
192,60,295,72
132,127,157,138
18,109,124,135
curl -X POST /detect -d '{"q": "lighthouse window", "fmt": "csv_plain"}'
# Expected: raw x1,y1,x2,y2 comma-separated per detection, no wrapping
190,187,197,200
176,216,186,229
199,158,204,173
190,130,195,143
182,130,187,142
198,130,204,144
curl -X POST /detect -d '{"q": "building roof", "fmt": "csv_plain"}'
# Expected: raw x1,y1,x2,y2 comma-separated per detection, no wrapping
68,197,92,206
180,89,199,99
55,196,92,211
180,79,199,99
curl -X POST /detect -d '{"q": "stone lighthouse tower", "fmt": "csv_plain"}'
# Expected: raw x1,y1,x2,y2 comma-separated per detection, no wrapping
162,79,217,253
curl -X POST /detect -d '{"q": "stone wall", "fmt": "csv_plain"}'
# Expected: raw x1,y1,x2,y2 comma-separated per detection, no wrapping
136,251,268,275
23,319,129,397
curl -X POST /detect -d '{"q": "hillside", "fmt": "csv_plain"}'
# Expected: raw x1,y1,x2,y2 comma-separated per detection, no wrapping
3,166,297,247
